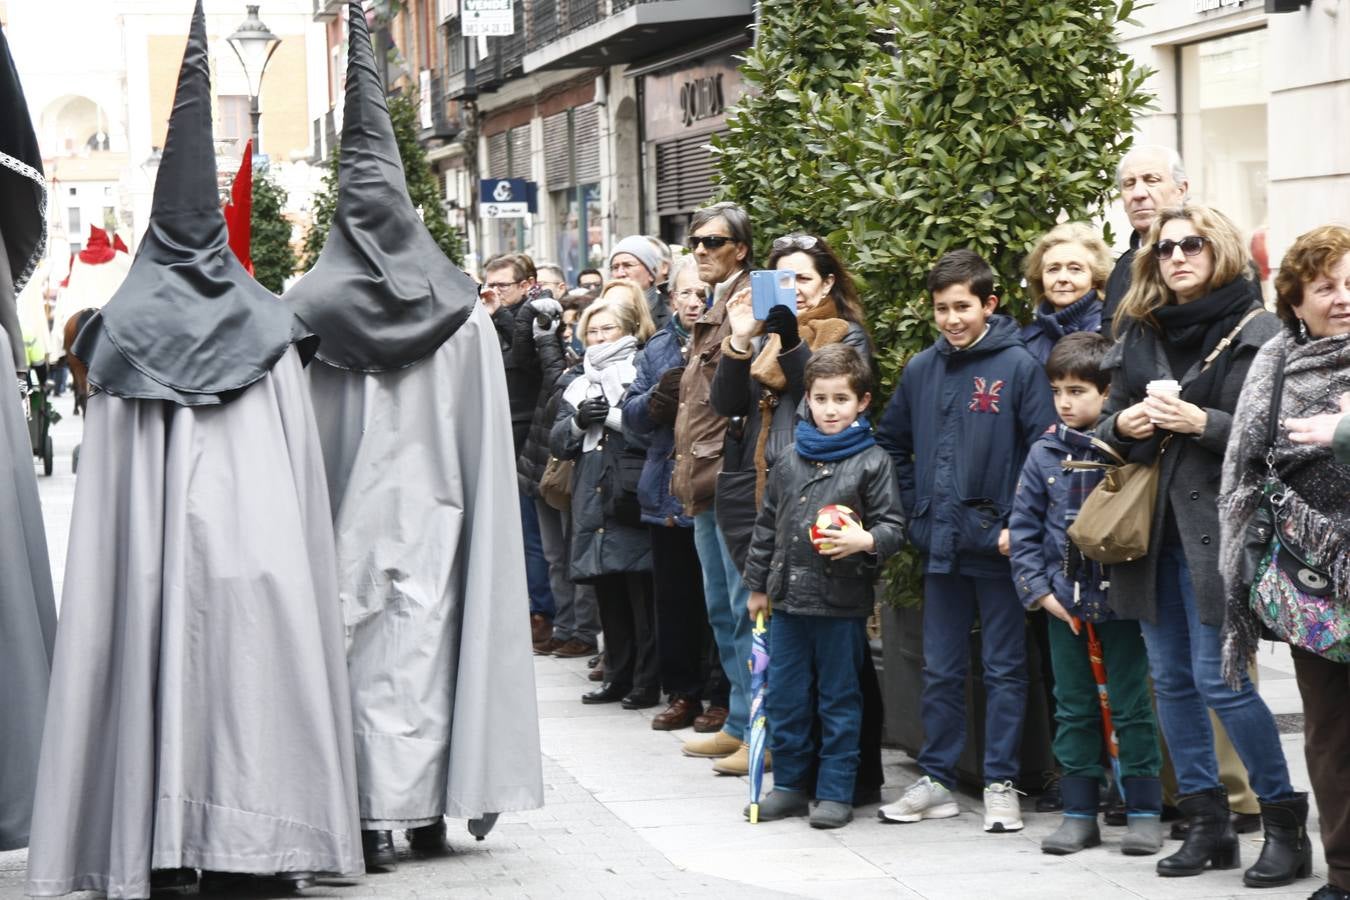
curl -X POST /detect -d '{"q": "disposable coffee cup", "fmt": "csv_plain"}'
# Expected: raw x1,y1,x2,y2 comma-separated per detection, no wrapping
1147,379,1181,399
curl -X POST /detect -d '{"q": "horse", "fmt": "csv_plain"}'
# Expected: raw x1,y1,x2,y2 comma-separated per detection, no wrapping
63,308,96,417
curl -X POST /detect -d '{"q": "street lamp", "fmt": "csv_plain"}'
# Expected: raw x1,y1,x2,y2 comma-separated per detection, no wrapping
227,4,281,164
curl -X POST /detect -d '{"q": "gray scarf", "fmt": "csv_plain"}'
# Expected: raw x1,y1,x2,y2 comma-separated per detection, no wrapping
1219,331,1350,683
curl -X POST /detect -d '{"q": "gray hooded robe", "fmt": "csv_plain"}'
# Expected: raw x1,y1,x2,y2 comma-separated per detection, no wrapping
282,2,542,830
25,4,362,896
0,17,56,854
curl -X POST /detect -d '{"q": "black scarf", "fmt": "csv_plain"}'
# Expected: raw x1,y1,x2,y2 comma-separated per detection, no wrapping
1121,276,1261,462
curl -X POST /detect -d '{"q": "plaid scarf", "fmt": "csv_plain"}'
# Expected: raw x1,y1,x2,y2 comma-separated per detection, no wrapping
1059,424,1114,623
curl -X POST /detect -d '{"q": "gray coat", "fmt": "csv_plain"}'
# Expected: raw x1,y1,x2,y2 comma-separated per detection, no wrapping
550,368,653,582
1098,310,1281,625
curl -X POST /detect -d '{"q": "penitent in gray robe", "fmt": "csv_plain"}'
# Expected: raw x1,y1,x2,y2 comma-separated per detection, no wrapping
0,321,56,852
26,348,363,899
307,304,543,827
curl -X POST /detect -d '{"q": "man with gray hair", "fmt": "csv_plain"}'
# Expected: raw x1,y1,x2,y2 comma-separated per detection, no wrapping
1103,145,1189,329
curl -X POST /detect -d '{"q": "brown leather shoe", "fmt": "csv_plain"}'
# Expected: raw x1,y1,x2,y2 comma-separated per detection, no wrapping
588,663,604,682
652,697,702,731
551,638,598,659
530,614,552,644
693,705,729,733
534,636,564,656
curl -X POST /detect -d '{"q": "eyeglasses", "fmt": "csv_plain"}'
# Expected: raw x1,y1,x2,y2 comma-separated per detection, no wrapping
610,260,643,273
484,280,523,291
585,324,622,338
772,234,819,253
1152,235,1209,260
673,288,707,302
686,234,735,251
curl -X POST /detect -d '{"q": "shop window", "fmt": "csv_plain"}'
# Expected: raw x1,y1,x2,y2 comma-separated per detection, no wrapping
1178,29,1268,237
552,184,603,287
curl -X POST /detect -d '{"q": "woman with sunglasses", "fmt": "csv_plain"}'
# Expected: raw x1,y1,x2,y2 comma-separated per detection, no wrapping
551,299,658,709
709,233,880,798
1099,204,1304,886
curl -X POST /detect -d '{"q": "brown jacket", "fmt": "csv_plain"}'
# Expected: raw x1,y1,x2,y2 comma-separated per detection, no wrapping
671,276,742,516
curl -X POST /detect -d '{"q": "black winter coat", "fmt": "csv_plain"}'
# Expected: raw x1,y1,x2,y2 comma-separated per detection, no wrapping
1098,302,1279,626
516,327,572,496
493,300,545,453
742,443,905,618
550,367,653,582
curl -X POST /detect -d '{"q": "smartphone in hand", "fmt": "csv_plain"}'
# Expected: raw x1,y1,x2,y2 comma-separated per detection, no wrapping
750,269,796,320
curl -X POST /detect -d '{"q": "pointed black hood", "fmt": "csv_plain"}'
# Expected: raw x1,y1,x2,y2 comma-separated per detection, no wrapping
78,0,309,406
0,21,47,295
283,0,476,373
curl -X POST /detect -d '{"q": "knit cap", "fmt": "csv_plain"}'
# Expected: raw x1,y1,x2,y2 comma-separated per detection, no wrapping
609,235,660,279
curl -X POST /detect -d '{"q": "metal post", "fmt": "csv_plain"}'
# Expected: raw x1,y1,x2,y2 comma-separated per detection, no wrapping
250,93,262,157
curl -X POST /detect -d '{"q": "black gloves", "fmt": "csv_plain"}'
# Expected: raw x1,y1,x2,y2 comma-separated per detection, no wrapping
574,396,611,429
648,365,685,426
764,304,800,351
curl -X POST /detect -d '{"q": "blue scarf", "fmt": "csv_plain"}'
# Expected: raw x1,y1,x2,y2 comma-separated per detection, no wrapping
1033,290,1102,341
794,416,876,462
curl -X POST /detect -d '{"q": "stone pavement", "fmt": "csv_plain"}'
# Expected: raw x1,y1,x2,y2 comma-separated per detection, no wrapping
0,394,1328,899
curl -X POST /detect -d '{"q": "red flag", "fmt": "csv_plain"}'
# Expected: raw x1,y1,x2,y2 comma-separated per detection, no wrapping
113,233,129,254
223,139,254,275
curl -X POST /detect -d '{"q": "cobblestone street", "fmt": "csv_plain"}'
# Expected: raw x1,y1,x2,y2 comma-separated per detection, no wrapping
0,396,1326,900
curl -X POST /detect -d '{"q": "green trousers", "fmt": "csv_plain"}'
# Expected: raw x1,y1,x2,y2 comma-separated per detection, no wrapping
1047,617,1161,780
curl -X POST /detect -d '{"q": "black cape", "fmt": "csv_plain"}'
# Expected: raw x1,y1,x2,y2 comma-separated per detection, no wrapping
283,0,475,372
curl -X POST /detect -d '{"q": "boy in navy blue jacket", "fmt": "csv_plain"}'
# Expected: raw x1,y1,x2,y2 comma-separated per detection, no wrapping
1008,332,1162,856
875,249,1056,833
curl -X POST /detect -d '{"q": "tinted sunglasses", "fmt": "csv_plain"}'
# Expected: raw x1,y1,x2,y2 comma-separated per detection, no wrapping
772,234,819,252
1152,235,1209,260
686,234,735,251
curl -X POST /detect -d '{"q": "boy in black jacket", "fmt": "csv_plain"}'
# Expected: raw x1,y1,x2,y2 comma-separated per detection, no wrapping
875,250,1057,833
743,344,905,829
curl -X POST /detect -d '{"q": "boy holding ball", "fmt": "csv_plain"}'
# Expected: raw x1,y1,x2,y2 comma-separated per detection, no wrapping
743,343,905,829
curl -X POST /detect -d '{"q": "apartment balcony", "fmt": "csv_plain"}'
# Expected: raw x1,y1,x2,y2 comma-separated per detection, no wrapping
419,72,460,141
523,0,753,73
313,0,342,22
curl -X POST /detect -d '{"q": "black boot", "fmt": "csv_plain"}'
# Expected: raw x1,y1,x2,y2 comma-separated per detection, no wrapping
1243,792,1313,888
1156,788,1240,877
361,829,397,872
406,819,449,854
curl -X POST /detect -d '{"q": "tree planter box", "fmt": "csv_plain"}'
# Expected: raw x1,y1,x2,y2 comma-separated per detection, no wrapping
880,601,1055,793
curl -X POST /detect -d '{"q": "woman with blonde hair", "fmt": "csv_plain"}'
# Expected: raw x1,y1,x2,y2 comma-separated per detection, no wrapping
550,298,657,708
1020,222,1112,362
598,278,657,344
1098,204,1304,886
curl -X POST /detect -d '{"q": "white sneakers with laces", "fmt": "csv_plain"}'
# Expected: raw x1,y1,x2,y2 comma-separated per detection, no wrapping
877,775,959,823
983,781,1025,832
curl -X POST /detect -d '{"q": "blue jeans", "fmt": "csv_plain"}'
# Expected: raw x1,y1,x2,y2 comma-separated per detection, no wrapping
1139,541,1293,800
919,573,1028,788
519,491,555,619
693,510,752,741
767,611,867,804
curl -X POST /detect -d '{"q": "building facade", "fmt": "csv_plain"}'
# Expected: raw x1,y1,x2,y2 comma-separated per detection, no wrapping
1114,0,1350,266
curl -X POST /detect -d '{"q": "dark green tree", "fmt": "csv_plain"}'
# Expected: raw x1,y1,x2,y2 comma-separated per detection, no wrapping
301,91,465,270
251,164,298,293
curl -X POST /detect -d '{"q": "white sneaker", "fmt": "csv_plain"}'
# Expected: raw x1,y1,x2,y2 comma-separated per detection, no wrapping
878,775,959,823
983,781,1025,833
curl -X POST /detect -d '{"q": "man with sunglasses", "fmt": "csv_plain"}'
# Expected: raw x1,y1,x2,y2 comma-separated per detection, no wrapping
1104,146,1190,330
669,202,761,769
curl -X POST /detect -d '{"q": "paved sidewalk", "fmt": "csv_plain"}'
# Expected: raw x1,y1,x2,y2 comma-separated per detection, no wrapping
0,395,1327,899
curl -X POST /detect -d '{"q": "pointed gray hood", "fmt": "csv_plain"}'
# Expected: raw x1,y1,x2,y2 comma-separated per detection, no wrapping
283,0,475,373
77,0,310,406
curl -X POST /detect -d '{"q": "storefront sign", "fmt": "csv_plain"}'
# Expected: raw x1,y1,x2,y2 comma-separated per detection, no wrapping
479,177,535,218
643,52,745,144
462,0,514,37
1191,0,1255,12
680,74,724,127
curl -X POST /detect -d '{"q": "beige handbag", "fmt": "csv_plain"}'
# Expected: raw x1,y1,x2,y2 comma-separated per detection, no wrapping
1067,308,1262,564
539,456,574,512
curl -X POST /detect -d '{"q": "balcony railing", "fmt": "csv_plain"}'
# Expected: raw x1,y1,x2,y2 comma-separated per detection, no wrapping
420,72,458,140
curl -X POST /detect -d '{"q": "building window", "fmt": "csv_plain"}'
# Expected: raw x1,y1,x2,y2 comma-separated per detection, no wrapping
1178,28,1268,237
68,207,81,234
219,95,251,149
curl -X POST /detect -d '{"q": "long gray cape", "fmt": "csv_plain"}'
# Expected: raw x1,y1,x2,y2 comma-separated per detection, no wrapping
307,304,543,826
26,347,363,899
0,321,55,851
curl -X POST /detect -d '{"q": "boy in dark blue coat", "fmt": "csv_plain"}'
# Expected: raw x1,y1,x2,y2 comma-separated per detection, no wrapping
875,250,1056,833
1007,332,1162,856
